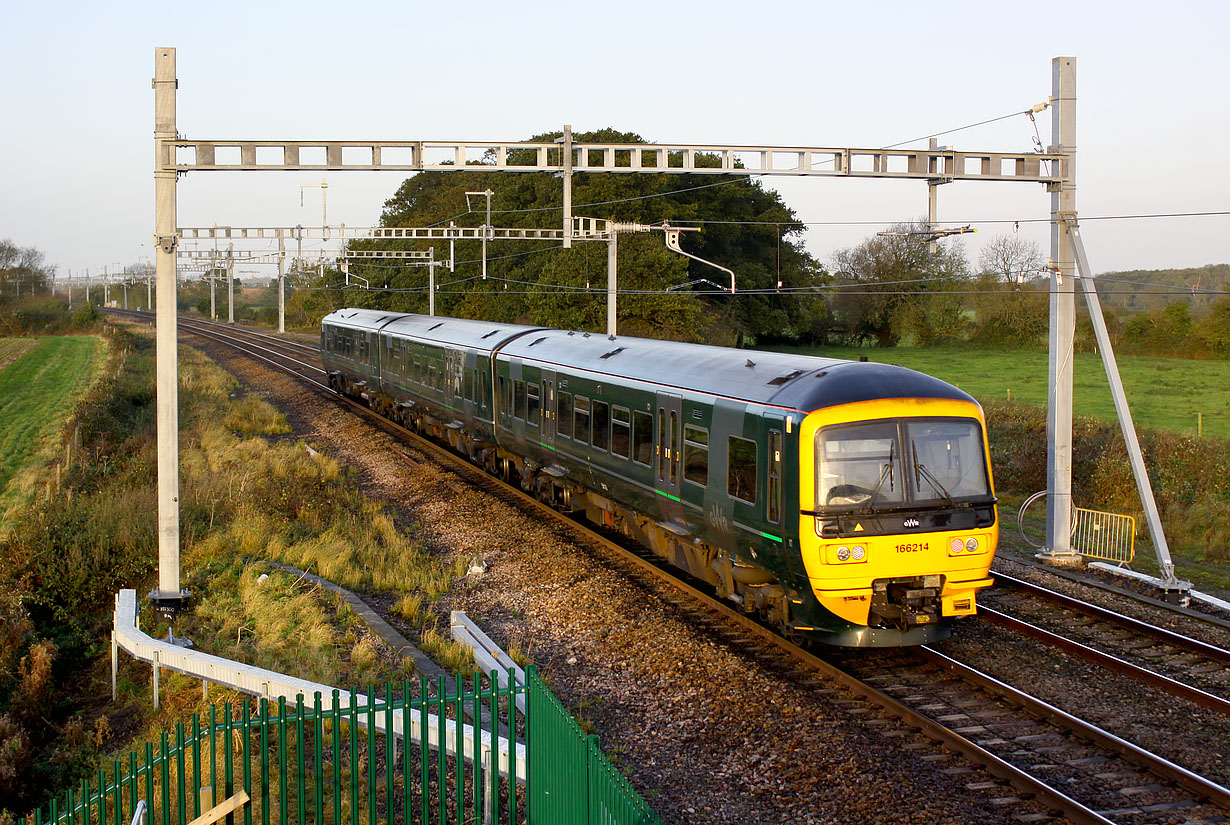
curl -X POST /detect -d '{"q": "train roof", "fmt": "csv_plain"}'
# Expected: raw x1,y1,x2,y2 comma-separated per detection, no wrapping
323,309,544,351
497,328,975,411
322,310,975,411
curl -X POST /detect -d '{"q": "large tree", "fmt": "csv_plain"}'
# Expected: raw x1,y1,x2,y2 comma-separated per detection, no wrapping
343,128,828,344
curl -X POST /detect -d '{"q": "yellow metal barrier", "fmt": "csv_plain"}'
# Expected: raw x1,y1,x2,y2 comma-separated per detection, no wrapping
1071,506,1136,564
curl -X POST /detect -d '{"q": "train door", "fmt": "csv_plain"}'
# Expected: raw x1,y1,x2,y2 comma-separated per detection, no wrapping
656,393,683,506
541,368,557,447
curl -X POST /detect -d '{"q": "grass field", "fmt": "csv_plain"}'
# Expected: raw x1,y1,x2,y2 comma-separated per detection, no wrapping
768,345,1230,440
0,338,37,371
0,336,107,514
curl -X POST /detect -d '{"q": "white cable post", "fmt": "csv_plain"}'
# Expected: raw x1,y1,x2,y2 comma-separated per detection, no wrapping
429,246,436,317
607,231,618,337
1039,56,1080,568
226,244,235,324
559,124,573,249
277,232,286,333
449,222,457,272
150,46,187,611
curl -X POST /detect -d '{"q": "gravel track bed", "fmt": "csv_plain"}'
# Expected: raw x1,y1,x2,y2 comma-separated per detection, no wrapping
933,620,1230,790
988,554,1230,652
188,334,1038,825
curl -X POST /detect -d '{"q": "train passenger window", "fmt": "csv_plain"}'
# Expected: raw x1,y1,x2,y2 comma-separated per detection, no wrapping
768,430,782,523
611,407,631,459
632,411,653,465
464,368,474,402
429,363,438,390
592,400,609,451
728,436,758,504
574,396,591,444
359,337,369,363
683,426,708,486
527,383,541,426
514,380,527,420
557,392,573,437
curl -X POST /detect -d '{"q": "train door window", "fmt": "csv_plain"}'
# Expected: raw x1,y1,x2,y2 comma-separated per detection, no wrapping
527,383,541,426
514,380,527,420
768,430,782,523
359,336,369,363
633,411,653,466
592,400,609,451
668,411,678,484
657,409,666,478
464,368,474,402
574,396,591,444
557,392,573,437
683,426,709,487
429,362,439,391
728,436,758,504
612,407,631,458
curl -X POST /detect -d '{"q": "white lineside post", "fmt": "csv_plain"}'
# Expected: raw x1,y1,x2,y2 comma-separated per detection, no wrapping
1039,56,1081,567
277,232,286,334
606,231,618,337
561,124,573,249
1067,222,1187,591
151,46,187,608
428,246,436,317
226,243,234,324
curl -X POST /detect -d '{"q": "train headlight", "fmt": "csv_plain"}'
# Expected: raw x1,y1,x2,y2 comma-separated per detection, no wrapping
965,537,980,553
836,546,851,562
949,537,965,554
851,545,865,560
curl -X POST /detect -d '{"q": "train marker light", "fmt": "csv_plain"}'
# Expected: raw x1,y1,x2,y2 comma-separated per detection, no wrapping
965,537,980,553
852,545,866,560
836,546,851,561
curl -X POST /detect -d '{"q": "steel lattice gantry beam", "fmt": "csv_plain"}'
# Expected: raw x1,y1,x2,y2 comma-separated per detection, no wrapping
177,218,615,243
162,139,1064,184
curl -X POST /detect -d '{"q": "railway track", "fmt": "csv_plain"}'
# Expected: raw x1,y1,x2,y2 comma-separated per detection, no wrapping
118,310,1230,824
980,573,1230,714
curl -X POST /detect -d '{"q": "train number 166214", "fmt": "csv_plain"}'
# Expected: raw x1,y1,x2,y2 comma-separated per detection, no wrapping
895,542,929,553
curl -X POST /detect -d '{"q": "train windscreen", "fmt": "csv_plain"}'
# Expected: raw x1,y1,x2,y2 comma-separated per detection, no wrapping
816,418,989,510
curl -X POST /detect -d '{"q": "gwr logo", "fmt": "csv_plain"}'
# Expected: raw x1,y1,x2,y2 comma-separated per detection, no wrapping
903,518,921,528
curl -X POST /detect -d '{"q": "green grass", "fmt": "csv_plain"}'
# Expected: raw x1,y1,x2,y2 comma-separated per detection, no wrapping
0,336,106,515
0,338,37,371
767,344,1230,440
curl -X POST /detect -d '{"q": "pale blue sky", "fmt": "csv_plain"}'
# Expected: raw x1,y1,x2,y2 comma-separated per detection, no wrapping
3,0,1227,281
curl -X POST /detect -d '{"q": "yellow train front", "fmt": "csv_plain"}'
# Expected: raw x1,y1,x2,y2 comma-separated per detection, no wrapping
793,396,997,647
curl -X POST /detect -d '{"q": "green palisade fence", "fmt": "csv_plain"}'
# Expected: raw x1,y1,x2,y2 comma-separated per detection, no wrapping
21,667,660,825
526,671,660,825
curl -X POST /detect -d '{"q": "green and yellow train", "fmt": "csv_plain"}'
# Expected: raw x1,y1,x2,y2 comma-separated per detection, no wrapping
322,309,997,647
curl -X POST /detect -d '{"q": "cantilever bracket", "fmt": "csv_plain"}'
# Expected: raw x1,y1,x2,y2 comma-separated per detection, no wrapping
663,223,735,293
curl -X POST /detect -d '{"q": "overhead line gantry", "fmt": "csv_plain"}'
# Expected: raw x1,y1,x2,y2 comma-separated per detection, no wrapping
150,49,1183,619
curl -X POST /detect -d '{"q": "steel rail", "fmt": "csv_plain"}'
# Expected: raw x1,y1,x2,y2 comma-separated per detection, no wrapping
994,572,1230,664
918,645,1230,811
173,315,1227,825
979,607,1230,716
996,558,1230,632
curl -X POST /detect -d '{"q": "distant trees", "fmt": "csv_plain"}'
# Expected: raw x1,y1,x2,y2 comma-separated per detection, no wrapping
968,235,1049,347
829,222,971,347
0,240,54,301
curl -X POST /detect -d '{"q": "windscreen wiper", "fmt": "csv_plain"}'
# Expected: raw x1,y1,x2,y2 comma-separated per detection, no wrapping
912,440,955,506
853,442,895,513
